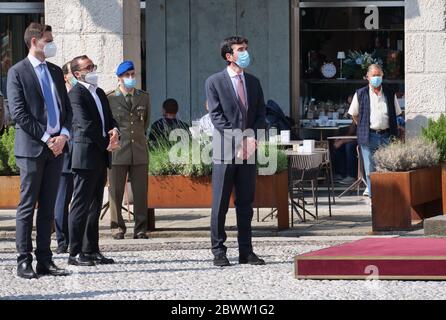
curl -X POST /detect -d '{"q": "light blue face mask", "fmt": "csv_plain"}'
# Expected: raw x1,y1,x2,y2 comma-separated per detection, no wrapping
123,77,137,89
370,76,383,88
235,50,250,69
70,77,78,87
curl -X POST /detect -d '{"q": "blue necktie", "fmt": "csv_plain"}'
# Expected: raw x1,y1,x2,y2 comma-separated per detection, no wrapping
39,64,57,128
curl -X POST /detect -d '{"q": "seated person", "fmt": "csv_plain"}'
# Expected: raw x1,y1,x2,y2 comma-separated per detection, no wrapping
198,100,214,136
397,113,405,141
331,123,358,185
148,98,190,149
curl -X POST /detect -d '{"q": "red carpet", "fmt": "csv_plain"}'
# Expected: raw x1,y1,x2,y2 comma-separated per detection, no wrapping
295,238,446,280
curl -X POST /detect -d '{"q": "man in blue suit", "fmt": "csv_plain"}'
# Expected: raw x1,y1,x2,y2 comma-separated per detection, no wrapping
6,23,72,279
205,36,266,267
53,61,76,254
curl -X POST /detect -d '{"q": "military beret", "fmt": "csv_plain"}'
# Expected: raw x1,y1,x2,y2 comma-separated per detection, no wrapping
116,60,135,77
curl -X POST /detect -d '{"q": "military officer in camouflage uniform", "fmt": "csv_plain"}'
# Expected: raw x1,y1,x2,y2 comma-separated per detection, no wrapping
107,61,150,239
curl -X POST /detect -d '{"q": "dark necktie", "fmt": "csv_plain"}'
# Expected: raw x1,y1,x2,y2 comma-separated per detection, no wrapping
125,93,133,109
236,75,247,129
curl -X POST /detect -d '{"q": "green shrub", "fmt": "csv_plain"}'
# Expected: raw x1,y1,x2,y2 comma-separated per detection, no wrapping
0,137,6,174
148,140,287,177
0,127,18,175
422,114,446,162
256,143,288,175
373,137,440,172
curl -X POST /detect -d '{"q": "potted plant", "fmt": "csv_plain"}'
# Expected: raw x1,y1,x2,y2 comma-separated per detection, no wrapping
341,50,384,79
422,114,446,214
0,127,20,209
370,137,441,232
147,139,290,230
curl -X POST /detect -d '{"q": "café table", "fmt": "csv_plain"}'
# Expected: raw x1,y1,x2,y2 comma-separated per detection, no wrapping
302,125,350,141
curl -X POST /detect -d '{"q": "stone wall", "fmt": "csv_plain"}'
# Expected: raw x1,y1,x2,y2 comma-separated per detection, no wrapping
406,0,446,137
45,0,141,92
146,0,290,124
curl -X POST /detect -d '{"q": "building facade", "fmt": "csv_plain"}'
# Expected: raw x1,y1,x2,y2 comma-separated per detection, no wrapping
0,0,444,136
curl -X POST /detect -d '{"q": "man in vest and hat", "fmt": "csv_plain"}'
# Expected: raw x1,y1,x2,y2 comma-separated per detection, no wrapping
348,64,402,198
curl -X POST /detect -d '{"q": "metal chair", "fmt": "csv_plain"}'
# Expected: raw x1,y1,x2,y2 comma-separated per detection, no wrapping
288,152,324,226
315,140,336,205
338,145,367,197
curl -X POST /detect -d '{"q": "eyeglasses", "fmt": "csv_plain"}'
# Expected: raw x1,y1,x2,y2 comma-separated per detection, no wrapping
81,64,97,72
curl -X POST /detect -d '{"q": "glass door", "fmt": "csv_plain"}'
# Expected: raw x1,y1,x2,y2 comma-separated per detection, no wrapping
0,1,44,98
292,1,405,125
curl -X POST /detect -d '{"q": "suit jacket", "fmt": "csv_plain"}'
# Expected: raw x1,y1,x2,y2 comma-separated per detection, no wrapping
6,57,72,158
61,140,73,174
69,83,119,170
205,68,266,161
107,88,150,165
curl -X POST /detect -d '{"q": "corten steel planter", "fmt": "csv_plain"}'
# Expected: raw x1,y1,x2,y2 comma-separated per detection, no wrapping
371,166,442,232
0,175,20,209
147,171,290,231
442,163,446,214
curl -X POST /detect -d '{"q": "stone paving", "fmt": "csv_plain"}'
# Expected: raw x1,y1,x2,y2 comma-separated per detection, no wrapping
0,187,435,300
1,237,446,300
0,189,376,238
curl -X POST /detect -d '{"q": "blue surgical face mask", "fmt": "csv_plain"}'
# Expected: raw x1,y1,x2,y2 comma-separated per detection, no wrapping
69,77,78,87
235,50,250,69
123,77,137,89
370,76,383,88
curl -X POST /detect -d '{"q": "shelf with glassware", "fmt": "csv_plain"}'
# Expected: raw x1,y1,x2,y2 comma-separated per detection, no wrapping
299,48,405,125
299,78,405,129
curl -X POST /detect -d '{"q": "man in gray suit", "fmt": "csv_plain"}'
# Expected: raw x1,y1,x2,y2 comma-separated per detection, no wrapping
6,23,72,279
205,36,266,267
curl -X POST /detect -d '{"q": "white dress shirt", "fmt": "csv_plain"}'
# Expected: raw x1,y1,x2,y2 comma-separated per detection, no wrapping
198,113,214,136
78,81,107,137
28,54,70,142
227,66,248,107
348,87,402,130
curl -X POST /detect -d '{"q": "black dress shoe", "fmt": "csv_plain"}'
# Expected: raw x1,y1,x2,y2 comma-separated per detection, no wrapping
68,254,95,266
133,232,148,239
17,261,37,279
36,261,71,277
239,253,266,265
213,253,231,267
113,232,124,240
56,245,68,254
84,252,115,265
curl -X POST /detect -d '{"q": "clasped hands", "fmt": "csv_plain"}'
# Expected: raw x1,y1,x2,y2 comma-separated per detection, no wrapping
236,136,257,160
107,128,120,152
46,135,68,157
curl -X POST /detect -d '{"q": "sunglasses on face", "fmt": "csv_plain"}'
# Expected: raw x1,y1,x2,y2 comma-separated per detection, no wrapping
81,64,97,72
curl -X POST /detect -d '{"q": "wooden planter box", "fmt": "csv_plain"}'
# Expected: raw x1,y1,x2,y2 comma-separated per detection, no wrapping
0,172,290,230
0,175,20,209
442,163,446,214
371,166,442,232
148,171,289,230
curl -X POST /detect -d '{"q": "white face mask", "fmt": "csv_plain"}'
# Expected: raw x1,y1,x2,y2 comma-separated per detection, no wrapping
84,71,98,86
43,42,57,58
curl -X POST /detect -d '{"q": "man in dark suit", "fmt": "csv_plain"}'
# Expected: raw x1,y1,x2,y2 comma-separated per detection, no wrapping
205,36,266,267
6,23,72,279
67,55,120,266
53,61,75,254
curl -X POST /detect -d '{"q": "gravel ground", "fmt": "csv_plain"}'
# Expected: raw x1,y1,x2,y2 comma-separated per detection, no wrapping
1,238,446,300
